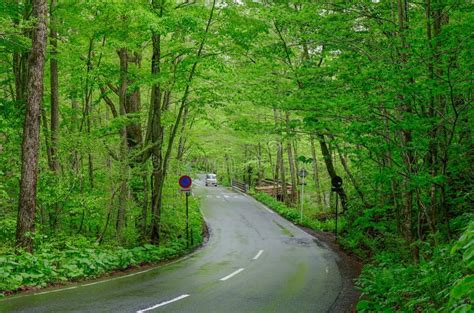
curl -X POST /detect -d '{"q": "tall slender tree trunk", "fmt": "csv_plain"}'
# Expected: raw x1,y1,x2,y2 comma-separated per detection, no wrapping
257,143,263,186
274,110,287,203
397,0,418,262
12,2,30,104
176,106,190,161
16,0,48,252
285,112,297,203
318,134,348,212
49,0,61,229
266,142,275,181
147,0,216,244
293,139,300,185
116,48,129,241
332,139,369,207
310,136,324,208
50,0,59,173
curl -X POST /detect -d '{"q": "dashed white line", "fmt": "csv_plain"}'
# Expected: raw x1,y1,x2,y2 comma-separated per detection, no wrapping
224,195,229,198
34,286,77,295
253,250,264,260
137,294,190,313
219,268,245,281
216,195,221,198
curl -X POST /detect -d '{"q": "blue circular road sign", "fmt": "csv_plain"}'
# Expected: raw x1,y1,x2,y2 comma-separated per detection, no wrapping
179,175,192,189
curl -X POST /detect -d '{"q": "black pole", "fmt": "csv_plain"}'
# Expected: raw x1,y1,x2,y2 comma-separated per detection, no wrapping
186,191,189,248
335,192,338,242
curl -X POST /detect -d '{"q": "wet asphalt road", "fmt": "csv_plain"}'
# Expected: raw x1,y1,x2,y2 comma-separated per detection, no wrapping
0,178,343,313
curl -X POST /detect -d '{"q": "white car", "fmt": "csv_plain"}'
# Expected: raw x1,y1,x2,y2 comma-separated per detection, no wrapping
205,174,218,186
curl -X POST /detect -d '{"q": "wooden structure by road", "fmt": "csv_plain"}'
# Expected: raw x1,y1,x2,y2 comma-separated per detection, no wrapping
255,178,293,199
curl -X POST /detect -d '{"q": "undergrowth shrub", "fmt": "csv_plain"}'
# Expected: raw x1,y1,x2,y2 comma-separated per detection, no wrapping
252,192,345,232
0,237,190,296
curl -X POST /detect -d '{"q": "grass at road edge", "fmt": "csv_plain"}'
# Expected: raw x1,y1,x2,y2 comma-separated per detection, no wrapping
250,191,345,233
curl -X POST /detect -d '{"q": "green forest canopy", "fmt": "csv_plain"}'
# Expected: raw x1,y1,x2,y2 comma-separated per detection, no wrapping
0,0,473,311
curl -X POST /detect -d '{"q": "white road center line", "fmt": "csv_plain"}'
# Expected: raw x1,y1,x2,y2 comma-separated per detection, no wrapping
137,294,190,313
224,195,229,198
220,268,245,281
216,195,221,198
253,250,264,260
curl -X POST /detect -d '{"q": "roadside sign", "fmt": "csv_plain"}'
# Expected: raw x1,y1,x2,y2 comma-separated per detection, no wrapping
178,175,193,248
298,168,308,178
331,176,343,188
179,175,192,189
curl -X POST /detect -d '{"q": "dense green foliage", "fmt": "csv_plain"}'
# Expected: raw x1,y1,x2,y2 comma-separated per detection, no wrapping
252,192,345,233
0,0,472,310
0,237,195,294
0,183,203,296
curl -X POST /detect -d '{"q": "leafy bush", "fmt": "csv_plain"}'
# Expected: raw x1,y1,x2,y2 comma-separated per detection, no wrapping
356,220,474,313
448,219,474,312
356,243,469,312
0,237,191,296
252,192,344,232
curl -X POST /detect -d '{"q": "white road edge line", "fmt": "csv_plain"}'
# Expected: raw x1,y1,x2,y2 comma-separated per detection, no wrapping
263,206,274,214
220,268,245,281
81,268,154,287
137,294,190,313
253,250,264,260
34,286,77,295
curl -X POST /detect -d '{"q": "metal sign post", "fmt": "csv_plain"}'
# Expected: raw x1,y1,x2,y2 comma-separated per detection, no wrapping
335,192,339,241
298,168,308,224
331,176,343,242
179,175,193,248
185,190,190,248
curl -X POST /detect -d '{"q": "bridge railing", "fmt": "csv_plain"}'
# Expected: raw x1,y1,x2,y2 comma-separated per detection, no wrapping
231,179,248,193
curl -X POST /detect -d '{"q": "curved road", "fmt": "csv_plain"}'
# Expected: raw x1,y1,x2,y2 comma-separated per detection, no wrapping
1,178,343,312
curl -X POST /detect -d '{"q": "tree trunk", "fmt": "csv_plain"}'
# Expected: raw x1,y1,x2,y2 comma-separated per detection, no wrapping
125,52,143,152
293,139,300,185
266,142,275,181
274,110,287,203
257,143,263,186
318,134,348,212
176,106,190,161
225,154,232,185
12,2,30,104
116,48,129,241
16,0,48,252
50,0,59,173
147,0,217,244
310,136,324,208
332,139,370,208
285,112,298,203
397,0,418,262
